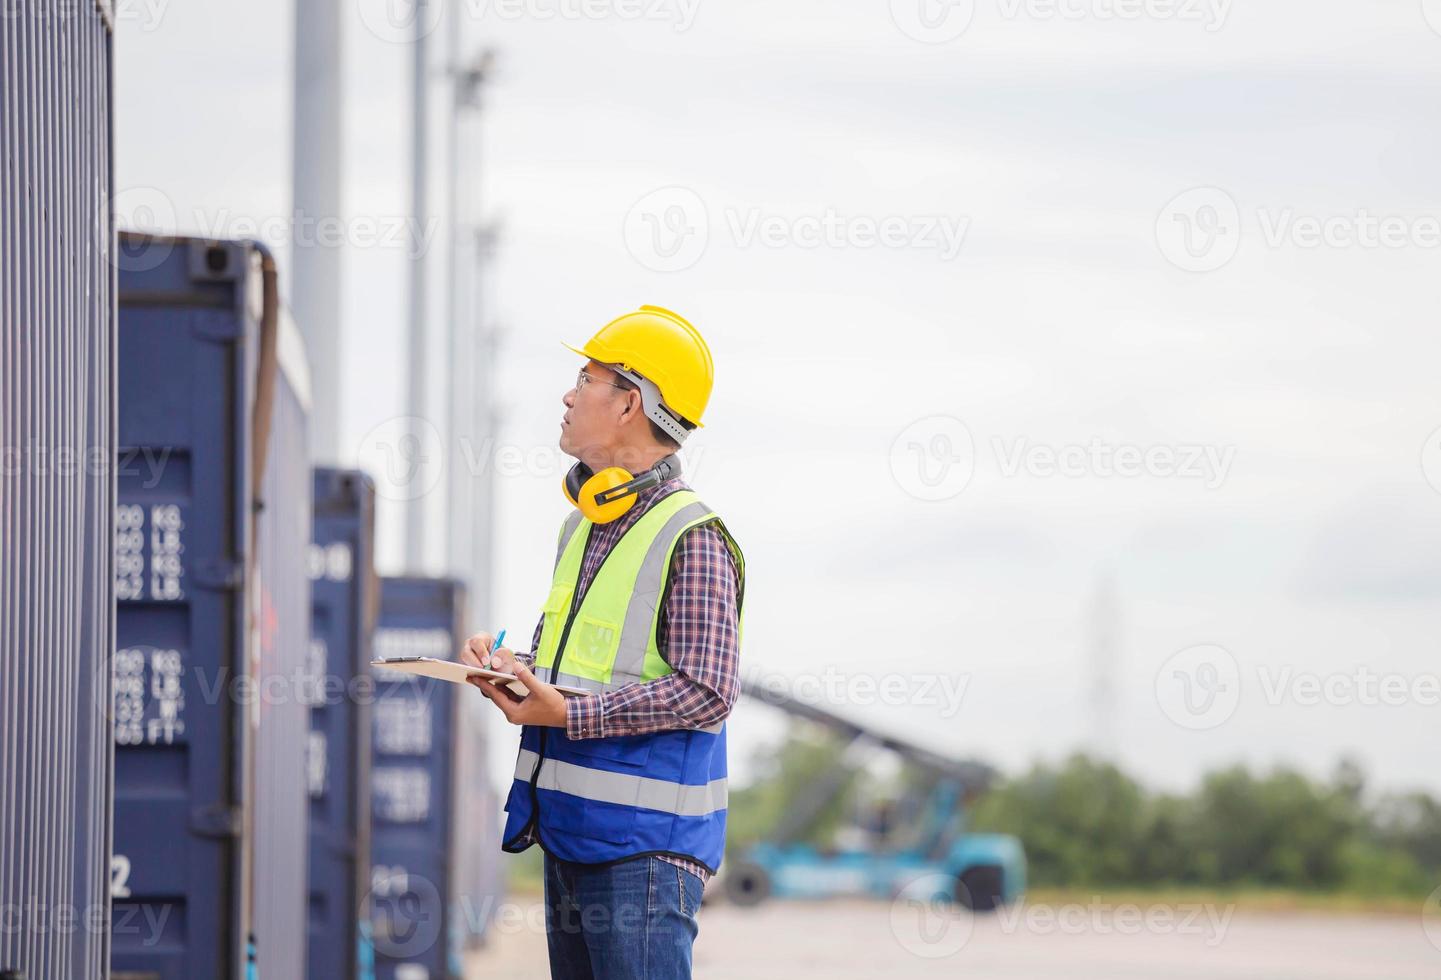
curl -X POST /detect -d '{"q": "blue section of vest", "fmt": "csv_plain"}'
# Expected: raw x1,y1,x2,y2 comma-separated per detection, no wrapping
502,723,728,873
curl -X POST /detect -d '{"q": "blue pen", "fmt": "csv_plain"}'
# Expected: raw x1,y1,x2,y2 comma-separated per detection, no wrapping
490,629,507,667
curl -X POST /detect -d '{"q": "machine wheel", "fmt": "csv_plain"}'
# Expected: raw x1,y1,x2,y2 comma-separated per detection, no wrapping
724,862,772,907
955,865,1005,912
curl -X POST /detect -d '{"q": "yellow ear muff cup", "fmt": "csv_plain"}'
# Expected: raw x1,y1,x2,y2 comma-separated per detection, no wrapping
577,466,637,524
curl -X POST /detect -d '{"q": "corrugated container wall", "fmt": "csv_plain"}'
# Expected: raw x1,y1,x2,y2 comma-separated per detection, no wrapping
307,468,379,980
0,4,117,979
253,300,314,979
112,233,311,979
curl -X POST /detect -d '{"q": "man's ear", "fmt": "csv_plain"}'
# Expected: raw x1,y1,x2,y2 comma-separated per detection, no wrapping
621,389,643,422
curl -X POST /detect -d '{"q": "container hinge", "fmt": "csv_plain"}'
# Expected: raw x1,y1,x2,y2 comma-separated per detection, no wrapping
191,803,242,839
193,557,244,591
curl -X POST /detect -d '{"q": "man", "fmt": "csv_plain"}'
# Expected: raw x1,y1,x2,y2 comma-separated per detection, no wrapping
459,305,744,980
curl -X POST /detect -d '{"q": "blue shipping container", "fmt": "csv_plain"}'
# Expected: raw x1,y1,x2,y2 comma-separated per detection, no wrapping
112,233,312,979
369,577,495,980
0,4,116,978
308,468,380,980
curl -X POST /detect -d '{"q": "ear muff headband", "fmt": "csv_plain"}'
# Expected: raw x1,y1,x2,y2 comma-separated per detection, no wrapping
562,453,681,524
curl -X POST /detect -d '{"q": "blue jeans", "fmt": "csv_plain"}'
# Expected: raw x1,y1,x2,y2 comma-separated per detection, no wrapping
543,852,704,980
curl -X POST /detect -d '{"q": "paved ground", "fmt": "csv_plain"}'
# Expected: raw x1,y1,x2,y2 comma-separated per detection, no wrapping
467,895,1441,979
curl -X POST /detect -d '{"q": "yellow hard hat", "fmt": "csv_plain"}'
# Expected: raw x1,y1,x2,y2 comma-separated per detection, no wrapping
563,305,714,437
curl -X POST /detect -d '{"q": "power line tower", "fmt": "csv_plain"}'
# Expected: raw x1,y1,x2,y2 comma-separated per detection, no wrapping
1088,570,1121,760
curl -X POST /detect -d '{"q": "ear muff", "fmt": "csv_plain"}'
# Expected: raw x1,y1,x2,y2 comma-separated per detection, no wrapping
562,453,682,524
564,464,638,524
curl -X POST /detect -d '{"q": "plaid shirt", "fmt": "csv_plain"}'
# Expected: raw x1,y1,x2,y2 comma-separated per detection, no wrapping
514,477,742,884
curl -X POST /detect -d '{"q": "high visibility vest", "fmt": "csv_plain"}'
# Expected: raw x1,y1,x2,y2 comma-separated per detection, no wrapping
501,489,745,874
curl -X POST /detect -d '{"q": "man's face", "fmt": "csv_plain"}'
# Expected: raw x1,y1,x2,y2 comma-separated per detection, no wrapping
560,359,630,459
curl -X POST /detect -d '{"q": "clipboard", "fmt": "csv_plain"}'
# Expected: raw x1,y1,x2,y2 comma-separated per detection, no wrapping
370,656,591,698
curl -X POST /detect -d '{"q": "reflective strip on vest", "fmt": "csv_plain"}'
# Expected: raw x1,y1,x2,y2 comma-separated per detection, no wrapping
514,748,727,817
555,510,584,567
609,499,712,685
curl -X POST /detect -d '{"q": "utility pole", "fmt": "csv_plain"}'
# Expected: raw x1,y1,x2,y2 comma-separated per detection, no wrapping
404,0,431,570
291,0,344,462
444,44,498,624
1088,570,1120,760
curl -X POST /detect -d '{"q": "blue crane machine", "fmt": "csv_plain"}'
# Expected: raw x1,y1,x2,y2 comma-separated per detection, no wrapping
724,678,1026,910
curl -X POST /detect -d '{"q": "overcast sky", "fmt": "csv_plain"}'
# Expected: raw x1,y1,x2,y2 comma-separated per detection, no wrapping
115,0,1441,798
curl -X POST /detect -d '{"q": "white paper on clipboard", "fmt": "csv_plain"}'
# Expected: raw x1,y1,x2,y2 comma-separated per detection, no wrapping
370,657,591,698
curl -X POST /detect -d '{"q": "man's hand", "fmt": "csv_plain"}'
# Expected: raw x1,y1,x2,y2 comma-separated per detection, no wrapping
474,662,568,728
458,631,519,674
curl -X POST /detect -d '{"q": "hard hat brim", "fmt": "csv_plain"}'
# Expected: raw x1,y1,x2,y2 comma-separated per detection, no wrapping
560,340,705,429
